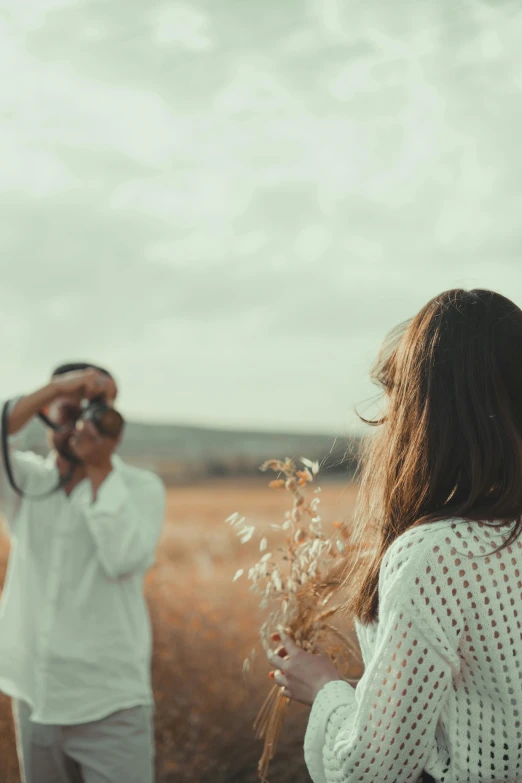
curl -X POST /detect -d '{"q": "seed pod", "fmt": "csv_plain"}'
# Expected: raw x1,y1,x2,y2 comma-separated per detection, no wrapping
291,508,302,523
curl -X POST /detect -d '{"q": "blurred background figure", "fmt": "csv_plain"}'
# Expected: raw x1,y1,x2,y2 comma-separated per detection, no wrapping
0,364,165,783
1,0,522,781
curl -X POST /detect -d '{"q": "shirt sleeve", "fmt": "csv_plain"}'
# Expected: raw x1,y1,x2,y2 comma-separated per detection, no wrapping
304,539,463,783
76,469,166,580
0,397,47,533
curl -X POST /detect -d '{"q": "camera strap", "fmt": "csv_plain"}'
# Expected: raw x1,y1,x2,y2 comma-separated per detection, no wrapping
37,410,60,431
1,400,76,499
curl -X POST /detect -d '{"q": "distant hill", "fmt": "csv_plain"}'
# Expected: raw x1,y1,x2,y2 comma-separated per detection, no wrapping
15,418,360,485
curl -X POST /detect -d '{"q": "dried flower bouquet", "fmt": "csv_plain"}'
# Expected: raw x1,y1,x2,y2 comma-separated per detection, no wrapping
226,457,359,782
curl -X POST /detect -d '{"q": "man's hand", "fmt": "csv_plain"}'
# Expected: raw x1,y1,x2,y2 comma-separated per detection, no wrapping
6,371,113,438
51,369,117,403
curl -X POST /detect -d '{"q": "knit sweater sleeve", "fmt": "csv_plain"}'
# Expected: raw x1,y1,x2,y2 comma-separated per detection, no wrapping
304,527,464,783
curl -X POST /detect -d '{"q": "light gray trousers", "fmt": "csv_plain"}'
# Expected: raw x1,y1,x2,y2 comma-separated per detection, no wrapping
12,699,155,783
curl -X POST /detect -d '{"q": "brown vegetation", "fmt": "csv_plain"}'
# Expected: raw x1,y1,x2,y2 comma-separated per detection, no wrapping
0,478,362,783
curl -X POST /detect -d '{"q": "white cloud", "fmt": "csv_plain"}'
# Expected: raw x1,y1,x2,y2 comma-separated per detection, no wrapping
151,3,214,50
213,59,298,114
294,225,331,264
145,233,230,268
6,0,88,31
0,0,522,432
0,22,181,171
0,127,73,196
109,168,254,225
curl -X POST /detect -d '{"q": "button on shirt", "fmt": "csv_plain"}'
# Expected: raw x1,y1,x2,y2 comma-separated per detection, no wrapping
0,401,166,725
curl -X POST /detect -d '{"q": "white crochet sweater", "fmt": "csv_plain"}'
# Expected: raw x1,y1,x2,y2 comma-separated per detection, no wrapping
304,518,522,783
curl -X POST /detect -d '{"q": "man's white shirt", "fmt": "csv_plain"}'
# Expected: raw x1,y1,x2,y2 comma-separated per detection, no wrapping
0,399,166,725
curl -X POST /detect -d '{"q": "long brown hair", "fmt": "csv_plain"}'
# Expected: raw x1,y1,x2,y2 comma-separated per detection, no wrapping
342,288,522,625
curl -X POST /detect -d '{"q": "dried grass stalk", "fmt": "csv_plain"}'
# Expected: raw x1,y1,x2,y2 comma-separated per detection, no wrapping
226,456,360,781
253,685,290,782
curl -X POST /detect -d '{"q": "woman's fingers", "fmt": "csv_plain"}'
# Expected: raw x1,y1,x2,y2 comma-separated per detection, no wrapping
272,669,289,688
270,668,293,698
278,628,299,654
268,651,289,669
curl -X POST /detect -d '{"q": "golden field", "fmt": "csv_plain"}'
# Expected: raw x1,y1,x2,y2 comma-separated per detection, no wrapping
0,478,362,783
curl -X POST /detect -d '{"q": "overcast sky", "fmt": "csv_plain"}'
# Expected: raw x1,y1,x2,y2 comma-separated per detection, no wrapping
0,0,521,434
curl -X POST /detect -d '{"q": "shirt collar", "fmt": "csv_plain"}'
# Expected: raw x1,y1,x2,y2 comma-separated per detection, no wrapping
45,450,124,471
111,453,124,470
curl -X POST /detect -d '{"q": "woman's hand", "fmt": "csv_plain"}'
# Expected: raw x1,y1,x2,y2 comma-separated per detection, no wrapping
267,629,342,706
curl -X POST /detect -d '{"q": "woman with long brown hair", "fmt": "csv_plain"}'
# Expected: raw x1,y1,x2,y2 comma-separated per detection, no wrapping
268,289,522,783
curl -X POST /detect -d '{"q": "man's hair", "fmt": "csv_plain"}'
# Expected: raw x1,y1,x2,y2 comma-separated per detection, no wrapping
51,362,113,379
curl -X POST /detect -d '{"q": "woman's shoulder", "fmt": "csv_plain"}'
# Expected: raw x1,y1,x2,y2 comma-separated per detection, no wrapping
383,516,515,573
376,520,467,668
379,518,468,589
384,517,462,557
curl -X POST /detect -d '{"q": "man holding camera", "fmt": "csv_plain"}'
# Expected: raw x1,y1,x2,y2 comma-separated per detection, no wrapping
0,363,166,783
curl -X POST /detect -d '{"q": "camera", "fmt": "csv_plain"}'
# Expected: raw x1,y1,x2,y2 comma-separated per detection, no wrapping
37,395,124,439
77,395,124,439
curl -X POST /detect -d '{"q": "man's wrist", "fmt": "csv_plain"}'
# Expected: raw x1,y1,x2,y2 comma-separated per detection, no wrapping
45,378,66,400
33,383,61,407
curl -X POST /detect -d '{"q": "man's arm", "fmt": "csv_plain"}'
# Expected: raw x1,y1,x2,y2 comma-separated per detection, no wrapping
0,370,115,530
0,394,56,530
75,471,166,580
7,384,60,436
8,368,115,436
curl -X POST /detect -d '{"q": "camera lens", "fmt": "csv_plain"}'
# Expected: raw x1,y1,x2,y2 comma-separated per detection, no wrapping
96,408,124,438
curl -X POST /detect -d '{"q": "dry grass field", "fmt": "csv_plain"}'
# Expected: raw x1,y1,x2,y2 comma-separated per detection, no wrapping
0,478,362,783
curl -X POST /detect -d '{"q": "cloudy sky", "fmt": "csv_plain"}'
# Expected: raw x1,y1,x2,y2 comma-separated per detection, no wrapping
0,0,521,434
